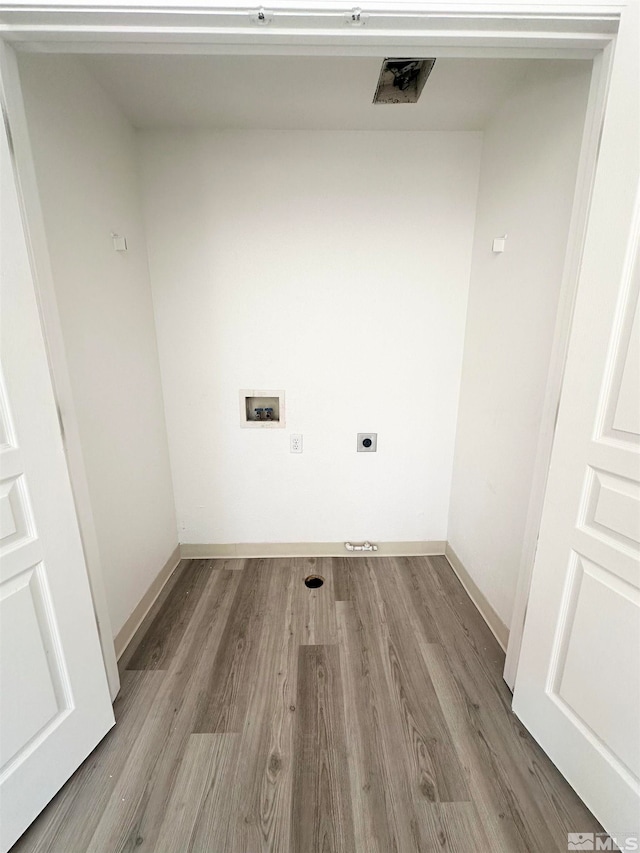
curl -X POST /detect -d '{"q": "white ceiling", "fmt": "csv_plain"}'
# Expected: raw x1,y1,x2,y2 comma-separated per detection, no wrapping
80,55,548,131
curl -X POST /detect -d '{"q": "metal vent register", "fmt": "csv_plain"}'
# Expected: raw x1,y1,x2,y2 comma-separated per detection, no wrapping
373,58,436,104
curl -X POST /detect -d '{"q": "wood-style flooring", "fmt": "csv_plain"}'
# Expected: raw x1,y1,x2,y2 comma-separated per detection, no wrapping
13,556,604,852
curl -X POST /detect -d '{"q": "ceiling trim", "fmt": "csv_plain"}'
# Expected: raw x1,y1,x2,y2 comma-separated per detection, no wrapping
0,2,620,56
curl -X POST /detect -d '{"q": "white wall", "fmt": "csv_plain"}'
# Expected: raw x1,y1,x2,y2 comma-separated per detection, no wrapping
16,53,590,633
139,130,482,545
448,60,592,630
18,55,178,637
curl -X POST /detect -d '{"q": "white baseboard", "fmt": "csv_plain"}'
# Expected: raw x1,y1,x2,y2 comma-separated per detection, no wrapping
180,541,446,559
444,543,510,651
114,544,181,660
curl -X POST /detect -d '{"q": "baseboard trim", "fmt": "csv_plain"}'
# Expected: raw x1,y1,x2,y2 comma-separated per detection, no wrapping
180,541,446,559
114,544,181,660
444,543,509,651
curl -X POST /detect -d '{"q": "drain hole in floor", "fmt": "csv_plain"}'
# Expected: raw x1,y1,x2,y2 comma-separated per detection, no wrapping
304,575,324,589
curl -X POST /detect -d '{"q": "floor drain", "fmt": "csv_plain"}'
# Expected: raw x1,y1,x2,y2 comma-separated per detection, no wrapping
304,575,324,589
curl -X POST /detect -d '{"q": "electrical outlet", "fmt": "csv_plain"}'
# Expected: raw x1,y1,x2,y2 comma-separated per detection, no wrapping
357,433,377,452
290,434,303,453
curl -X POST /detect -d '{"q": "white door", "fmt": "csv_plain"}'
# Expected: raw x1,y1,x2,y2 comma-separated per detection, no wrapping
513,181,640,842
0,116,114,851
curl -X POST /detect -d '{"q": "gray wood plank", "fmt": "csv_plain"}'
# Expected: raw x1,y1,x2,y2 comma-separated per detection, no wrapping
209,559,298,852
85,568,241,853
154,734,239,853
366,558,471,804
332,555,358,602
419,640,537,852
406,558,603,848
294,556,337,645
292,644,356,853
337,600,424,853
117,559,190,673
419,631,603,851
193,558,273,734
126,558,217,671
219,558,246,571
420,802,493,853
402,555,504,681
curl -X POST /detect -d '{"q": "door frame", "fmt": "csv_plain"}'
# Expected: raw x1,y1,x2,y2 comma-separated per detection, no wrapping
0,0,628,694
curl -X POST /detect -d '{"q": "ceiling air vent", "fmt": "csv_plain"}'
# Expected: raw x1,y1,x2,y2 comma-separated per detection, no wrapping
373,58,436,104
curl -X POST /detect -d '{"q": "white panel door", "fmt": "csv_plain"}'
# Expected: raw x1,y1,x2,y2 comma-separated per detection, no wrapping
0,119,114,851
513,186,640,844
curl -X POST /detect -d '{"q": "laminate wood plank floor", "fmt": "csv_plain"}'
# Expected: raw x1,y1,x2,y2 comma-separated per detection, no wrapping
12,556,605,853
